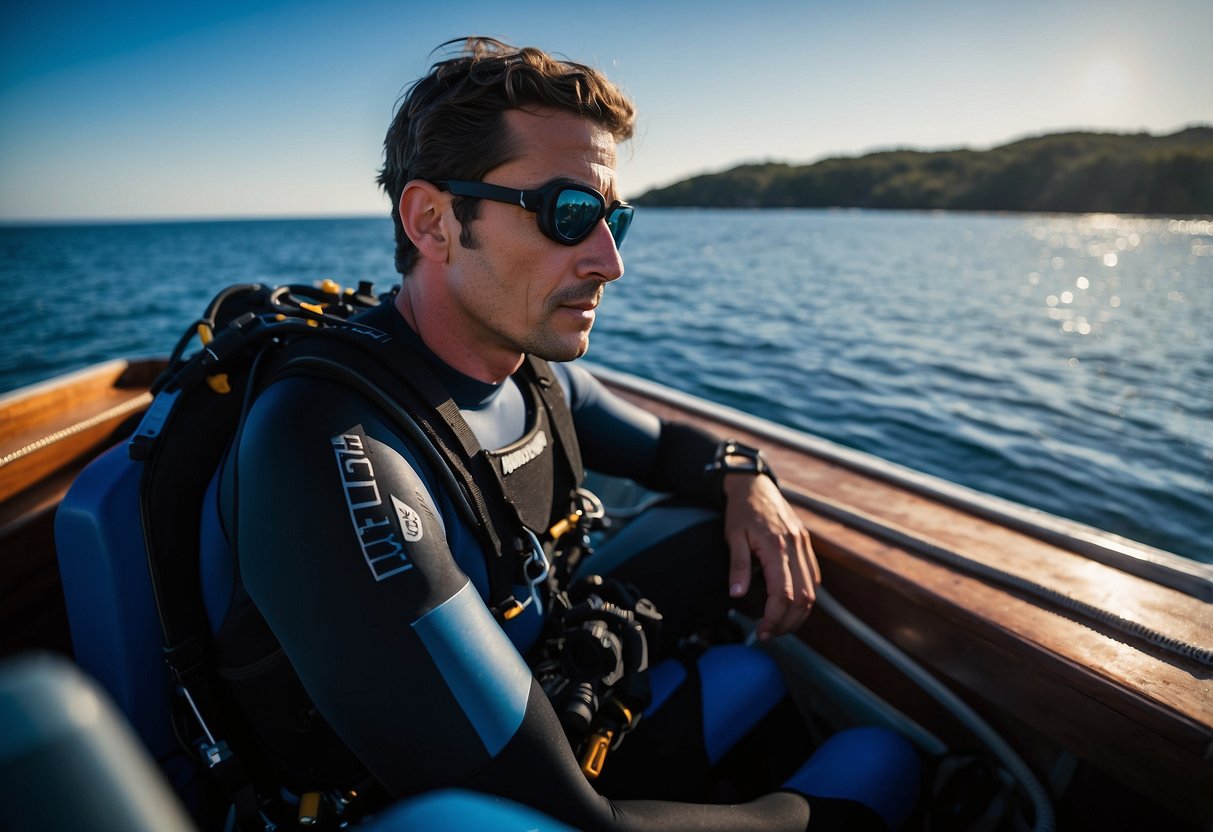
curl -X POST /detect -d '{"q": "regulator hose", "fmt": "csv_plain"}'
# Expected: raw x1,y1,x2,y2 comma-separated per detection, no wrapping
815,585,1056,832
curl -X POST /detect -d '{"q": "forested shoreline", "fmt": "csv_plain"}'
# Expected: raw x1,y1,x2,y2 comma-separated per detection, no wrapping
637,126,1213,215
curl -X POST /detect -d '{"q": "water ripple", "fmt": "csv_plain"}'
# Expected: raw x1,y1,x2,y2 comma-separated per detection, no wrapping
2,211,1209,562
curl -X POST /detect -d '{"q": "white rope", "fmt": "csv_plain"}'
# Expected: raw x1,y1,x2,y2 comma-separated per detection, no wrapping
784,482,1213,668
1,393,152,468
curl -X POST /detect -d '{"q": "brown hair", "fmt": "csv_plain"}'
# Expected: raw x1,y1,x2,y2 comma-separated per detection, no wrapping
378,37,636,275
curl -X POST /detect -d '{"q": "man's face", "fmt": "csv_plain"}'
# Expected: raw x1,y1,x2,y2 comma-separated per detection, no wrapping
443,108,625,365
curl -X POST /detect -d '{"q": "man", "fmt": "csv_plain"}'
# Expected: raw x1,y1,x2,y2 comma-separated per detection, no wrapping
208,38,916,831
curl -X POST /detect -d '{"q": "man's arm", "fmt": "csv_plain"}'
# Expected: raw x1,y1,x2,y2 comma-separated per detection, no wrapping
232,376,811,831
557,363,820,639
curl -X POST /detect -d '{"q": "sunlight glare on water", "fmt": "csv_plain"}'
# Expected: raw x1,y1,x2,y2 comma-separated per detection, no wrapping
602,209,1212,561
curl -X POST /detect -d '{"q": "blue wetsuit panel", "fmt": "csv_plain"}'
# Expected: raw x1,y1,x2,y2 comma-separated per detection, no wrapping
645,659,689,717
412,581,532,757
367,789,578,832
199,465,234,630
698,646,786,765
553,362,663,478
783,726,922,829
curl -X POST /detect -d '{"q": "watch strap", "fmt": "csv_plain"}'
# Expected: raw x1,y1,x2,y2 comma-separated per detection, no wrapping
703,439,778,487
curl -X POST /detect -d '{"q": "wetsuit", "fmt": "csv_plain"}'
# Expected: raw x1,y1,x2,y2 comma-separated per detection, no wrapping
203,302,913,831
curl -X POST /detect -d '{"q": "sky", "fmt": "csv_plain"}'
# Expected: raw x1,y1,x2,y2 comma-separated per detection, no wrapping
1,0,1210,222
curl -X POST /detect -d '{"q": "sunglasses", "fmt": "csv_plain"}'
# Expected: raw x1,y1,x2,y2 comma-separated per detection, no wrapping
436,180,634,248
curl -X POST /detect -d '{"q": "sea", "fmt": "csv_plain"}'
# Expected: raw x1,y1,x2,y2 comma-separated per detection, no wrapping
1,209,1210,562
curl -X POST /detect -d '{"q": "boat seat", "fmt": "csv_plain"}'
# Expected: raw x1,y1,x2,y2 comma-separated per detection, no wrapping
0,653,194,832
54,442,183,773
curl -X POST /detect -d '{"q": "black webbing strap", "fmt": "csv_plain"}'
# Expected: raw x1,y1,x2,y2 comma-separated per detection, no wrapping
264,335,589,614
522,355,584,486
135,363,265,831
207,746,260,831
359,347,588,607
266,335,525,609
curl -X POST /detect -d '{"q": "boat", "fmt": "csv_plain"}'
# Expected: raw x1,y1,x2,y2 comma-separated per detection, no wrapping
1,355,1210,830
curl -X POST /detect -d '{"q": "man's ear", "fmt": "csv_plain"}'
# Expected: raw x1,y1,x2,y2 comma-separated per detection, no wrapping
399,180,452,263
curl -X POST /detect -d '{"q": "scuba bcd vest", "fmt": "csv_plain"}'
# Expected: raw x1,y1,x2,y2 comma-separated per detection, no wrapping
131,280,587,824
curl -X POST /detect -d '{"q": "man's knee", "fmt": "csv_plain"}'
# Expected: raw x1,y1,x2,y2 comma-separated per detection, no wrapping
783,726,922,830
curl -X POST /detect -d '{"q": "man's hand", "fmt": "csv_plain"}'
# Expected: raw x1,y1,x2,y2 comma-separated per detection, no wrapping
722,472,820,641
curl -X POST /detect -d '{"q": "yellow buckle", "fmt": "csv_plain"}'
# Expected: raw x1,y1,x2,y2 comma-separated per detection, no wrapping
580,729,614,779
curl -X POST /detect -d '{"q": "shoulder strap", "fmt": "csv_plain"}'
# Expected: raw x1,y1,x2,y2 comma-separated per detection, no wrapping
264,332,529,612
264,335,589,617
521,355,584,487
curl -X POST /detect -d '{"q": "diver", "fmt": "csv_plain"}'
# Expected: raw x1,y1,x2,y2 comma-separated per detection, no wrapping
202,37,920,831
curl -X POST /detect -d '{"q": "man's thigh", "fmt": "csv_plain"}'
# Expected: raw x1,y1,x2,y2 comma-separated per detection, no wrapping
578,504,733,653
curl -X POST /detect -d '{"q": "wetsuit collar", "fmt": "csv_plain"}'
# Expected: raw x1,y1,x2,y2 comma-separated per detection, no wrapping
374,303,506,410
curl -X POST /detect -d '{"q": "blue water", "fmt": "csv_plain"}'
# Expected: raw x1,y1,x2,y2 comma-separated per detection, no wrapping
1,210,1210,562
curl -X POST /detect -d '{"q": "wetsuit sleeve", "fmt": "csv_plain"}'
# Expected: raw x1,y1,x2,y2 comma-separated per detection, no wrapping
556,363,725,504
232,377,810,832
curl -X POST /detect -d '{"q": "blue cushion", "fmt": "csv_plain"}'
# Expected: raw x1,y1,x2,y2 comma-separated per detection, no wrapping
54,444,174,761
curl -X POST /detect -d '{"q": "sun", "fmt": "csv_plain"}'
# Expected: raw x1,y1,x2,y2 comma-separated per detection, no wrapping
1074,56,1134,116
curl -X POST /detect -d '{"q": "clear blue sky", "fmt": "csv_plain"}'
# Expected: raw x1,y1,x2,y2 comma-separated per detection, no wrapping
2,0,1210,222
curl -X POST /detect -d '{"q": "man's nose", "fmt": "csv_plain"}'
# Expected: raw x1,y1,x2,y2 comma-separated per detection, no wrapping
578,219,625,282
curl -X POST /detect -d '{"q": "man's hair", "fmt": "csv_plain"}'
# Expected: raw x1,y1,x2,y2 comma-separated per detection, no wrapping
378,37,636,276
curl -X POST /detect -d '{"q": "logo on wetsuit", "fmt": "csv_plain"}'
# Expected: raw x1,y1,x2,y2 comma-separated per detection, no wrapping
391,495,424,542
500,429,548,476
331,431,416,581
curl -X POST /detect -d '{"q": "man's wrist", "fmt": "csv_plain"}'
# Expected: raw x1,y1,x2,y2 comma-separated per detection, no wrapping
704,439,779,494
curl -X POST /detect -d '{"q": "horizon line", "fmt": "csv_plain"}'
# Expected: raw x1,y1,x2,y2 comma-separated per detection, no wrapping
0,211,393,228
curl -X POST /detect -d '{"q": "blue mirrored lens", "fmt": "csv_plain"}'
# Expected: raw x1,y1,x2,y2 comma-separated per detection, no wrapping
607,206,633,247
553,190,603,241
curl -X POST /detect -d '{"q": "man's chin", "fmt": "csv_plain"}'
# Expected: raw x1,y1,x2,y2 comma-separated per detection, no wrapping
529,332,591,363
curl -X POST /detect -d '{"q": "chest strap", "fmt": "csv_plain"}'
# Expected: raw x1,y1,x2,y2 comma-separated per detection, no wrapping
264,320,583,617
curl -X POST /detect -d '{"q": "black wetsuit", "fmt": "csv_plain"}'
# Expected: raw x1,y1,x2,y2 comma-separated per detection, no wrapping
203,303,905,831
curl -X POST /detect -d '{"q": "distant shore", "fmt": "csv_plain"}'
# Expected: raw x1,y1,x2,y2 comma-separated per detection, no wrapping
637,126,1213,216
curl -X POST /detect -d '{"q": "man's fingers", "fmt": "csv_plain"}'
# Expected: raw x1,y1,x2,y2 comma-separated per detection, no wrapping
720,474,820,639
727,532,753,598
755,536,795,639
795,530,818,600
761,526,817,638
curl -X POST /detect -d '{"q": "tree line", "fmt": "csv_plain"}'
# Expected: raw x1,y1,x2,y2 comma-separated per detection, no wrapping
636,126,1213,215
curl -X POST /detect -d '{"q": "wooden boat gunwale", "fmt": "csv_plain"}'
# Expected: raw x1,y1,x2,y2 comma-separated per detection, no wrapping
0,358,164,530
